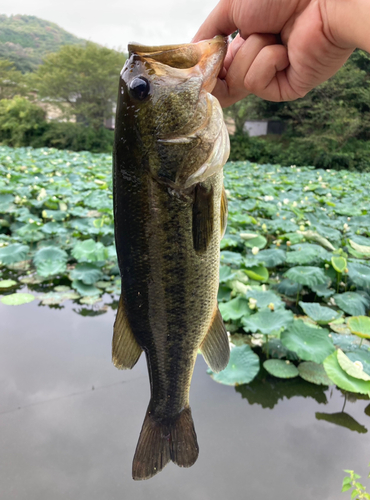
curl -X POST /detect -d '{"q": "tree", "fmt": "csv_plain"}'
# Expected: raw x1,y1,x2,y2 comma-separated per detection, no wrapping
32,43,126,129
0,59,26,99
0,96,46,146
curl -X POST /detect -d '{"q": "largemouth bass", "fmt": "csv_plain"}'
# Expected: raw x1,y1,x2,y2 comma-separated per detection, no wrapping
112,36,230,480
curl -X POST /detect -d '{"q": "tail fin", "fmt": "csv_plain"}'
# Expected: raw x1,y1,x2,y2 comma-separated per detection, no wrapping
132,405,199,480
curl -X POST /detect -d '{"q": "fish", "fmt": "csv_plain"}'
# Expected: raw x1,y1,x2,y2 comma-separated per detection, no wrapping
112,35,230,480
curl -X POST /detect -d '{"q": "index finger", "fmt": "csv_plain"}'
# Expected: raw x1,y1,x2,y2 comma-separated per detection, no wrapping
192,0,237,42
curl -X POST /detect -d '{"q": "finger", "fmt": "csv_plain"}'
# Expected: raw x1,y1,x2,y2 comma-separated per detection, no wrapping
223,33,245,71
192,0,236,42
244,44,297,101
215,33,278,106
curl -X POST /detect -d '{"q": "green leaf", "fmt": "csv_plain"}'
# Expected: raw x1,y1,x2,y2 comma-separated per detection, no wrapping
36,260,67,277
337,349,370,381
334,292,369,316
348,263,370,289
348,316,370,339
208,345,260,386
69,263,103,285
0,279,17,288
310,283,335,298
286,243,331,265
263,359,299,379
277,279,303,297
323,350,370,395
346,351,370,376
219,251,244,267
284,266,327,287
71,239,108,262
298,230,336,251
243,234,267,249
219,296,252,321
71,279,101,296
242,308,294,334
298,361,332,386
331,256,347,273
0,293,35,305
33,246,68,265
281,320,335,363
349,239,370,256
341,484,352,493
255,248,286,267
246,289,284,310
244,265,269,282
0,243,29,265
298,301,341,324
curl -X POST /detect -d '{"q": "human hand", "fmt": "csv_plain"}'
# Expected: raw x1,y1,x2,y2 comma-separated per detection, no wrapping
193,0,356,107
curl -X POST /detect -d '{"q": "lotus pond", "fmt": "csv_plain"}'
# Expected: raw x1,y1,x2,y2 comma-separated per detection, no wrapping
0,146,370,395
1,146,370,497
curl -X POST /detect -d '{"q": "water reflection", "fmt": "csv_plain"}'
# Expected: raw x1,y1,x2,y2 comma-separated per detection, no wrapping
235,367,328,409
316,412,367,434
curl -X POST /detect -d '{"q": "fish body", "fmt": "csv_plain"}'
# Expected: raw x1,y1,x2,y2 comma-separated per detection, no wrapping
112,36,230,480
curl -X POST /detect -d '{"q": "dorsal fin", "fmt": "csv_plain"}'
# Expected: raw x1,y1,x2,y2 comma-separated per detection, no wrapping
200,307,230,373
112,296,142,369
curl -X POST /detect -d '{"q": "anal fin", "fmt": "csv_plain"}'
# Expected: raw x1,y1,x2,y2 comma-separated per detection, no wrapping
200,307,230,373
112,295,142,369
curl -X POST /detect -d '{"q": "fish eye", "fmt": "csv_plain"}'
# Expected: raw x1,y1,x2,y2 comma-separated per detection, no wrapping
129,77,150,100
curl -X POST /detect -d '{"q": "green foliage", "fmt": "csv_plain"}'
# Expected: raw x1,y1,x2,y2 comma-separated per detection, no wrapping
0,59,26,99
0,14,85,72
342,466,370,499
31,43,126,129
208,345,260,386
227,50,370,172
263,359,299,379
0,97,46,147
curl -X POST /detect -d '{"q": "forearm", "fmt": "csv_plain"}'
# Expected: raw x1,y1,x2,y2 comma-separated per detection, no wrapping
323,0,370,52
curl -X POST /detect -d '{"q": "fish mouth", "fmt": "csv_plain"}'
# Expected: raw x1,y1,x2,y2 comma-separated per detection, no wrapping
128,35,227,94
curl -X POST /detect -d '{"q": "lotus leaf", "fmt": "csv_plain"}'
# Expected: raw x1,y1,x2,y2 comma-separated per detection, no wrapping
284,266,327,287
333,292,369,316
348,316,370,339
1,293,35,305
281,320,335,363
219,296,252,321
298,361,332,386
323,350,370,395
298,301,341,324
0,243,29,265
263,359,299,379
242,308,294,334
209,345,260,386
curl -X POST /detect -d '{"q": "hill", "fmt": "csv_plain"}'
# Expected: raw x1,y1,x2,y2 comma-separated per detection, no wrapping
0,14,85,72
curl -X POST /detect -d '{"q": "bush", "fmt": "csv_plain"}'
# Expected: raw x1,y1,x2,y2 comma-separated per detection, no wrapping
0,96,46,147
229,133,370,172
33,122,114,153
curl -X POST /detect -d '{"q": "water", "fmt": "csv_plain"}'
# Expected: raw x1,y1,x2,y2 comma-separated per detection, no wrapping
1,300,369,499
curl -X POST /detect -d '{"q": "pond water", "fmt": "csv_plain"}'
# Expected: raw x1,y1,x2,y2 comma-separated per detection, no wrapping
1,301,369,499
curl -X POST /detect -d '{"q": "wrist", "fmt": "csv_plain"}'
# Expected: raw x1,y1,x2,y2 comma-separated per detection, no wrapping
321,0,370,52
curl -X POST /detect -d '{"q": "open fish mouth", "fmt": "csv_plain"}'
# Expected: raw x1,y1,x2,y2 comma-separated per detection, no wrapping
128,35,227,94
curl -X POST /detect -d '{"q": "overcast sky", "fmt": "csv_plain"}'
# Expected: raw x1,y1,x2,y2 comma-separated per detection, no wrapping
2,0,219,51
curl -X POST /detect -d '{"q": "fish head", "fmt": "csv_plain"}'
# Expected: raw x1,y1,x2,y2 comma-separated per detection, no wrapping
115,36,230,188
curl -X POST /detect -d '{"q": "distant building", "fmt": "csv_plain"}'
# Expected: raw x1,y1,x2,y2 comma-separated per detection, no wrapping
243,120,286,136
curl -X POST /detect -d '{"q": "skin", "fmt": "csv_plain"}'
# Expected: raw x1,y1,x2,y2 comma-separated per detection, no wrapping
192,0,370,107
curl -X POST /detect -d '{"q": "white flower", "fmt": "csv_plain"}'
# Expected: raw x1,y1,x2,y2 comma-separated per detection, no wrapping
283,198,289,205
327,192,332,198
268,303,275,311
249,298,257,309
251,247,259,255
264,195,274,202
343,223,349,231
303,186,310,191
292,201,297,207
354,361,364,371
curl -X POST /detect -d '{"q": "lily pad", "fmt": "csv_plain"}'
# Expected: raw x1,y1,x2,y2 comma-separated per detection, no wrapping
284,266,327,287
298,361,332,386
244,265,269,282
255,248,286,267
348,316,370,339
281,320,335,363
323,350,370,395
0,293,35,305
333,292,369,316
69,263,103,285
72,280,101,296
242,308,294,334
219,296,252,321
331,256,347,273
246,289,284,310
0,243,29,265
298,302,341,324
263,359,299,379
208,345,260,386
337,349,370,381
0,279,17,288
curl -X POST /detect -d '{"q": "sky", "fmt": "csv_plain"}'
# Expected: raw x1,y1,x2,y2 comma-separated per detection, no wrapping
2,0,220,51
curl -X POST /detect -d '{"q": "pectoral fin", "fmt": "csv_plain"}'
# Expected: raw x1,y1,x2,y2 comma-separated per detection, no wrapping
200,307,230,373
220,184,228,239
192,183,214,253
112,296,142,369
